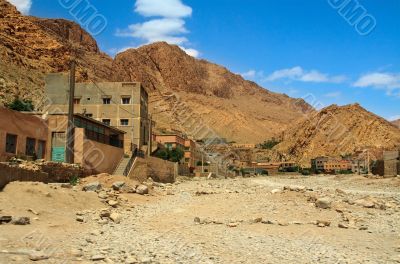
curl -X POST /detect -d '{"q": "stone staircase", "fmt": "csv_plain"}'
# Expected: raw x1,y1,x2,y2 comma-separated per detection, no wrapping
113,156,133,176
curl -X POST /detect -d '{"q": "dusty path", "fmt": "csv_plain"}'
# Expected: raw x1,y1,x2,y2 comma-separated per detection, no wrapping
1,175,399,263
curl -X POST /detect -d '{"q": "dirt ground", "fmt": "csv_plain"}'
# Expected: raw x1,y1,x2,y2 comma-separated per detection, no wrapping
0,175,399,264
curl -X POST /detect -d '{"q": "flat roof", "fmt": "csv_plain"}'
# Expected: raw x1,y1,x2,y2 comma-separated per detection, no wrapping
27,112,126,134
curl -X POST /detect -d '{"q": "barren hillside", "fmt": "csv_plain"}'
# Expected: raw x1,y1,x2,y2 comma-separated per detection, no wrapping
0,0,311,143
274,104,400,165
392,119,400,129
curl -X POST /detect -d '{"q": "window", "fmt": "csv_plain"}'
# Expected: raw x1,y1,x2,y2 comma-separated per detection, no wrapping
121,97,131,105
102,119,111,126
6,134,17,154
26,138,36,156
120,119,129,126
73,98,81,104
85,113,93,118
103,98,111,105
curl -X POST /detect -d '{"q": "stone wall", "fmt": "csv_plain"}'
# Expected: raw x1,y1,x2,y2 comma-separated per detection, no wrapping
129,157,177,183
0,163,48,190
38,162,89,182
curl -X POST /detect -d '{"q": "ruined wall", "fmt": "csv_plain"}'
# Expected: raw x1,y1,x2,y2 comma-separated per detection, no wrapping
0,163,48,190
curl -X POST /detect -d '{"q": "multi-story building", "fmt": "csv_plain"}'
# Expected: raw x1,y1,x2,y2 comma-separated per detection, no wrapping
45,73,150,154
311,156,330,172
154,134,186,151
184,139,201,169
323,160,352,173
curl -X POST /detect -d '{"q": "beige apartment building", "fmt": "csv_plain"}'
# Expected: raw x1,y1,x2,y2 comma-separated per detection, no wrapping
45,73,150,154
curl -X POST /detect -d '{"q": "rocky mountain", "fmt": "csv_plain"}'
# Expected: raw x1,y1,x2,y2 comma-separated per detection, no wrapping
392,119,400,129
274,104,400,165
0,0,311,143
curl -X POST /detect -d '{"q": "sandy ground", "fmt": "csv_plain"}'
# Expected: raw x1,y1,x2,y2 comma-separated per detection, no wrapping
0,175,399,263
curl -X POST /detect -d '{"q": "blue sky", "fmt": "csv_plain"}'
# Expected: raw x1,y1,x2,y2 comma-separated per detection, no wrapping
10,0,400,120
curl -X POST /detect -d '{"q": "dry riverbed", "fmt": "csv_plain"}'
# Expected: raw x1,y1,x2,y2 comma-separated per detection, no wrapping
0,174,399,263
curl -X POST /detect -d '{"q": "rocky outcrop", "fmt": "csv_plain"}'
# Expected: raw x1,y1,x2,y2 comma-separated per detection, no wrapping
274,104,400,164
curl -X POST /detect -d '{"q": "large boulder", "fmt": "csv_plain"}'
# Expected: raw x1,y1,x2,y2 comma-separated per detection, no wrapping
315,197,332,209
82,182,102,192
136,185,149,195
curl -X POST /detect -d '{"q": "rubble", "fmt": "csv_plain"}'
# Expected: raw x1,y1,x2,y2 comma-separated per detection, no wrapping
135,185,149,195
11,217,30,225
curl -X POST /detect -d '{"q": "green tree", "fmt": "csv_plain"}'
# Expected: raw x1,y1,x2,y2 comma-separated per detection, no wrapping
6,99,34,112
169,148,184,163
259,138,280,150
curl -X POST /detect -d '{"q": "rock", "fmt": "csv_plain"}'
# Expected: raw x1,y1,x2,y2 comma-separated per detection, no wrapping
194,217,201,223
83,182,102,192
227,222,239,228
338,223,349,229
126,256,138,263
108,200,119,207
271,189,281,194
278,221,289,226
250,217,263,224
99,209,111,218
317,220,331,227
261,220,277,225
91,255,106,261
136,185,149,195
76,216,84,223
336,188,347,195
354,199,375,208
29,252,49,261
12,217,30,225
110,213,121,223
0,216,12,224
98,192,109,199
27,208,39,215
112,181,126,191
315,198,332,209
284,185,306,192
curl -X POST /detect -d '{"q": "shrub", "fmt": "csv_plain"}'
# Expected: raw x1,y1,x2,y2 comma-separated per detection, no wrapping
259,138,280,149
6,99,34,112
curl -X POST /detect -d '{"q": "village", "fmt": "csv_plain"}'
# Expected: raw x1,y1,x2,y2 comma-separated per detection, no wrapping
0,71,399,263
0,0,400,263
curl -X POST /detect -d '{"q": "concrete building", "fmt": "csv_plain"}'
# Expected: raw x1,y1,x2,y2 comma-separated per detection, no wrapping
311,156,330,172
0,107,48,161
184,139,201,169
45,73,150,154
154,134,185,151
323,160,352,173
43,113,125,173
231,143,256,149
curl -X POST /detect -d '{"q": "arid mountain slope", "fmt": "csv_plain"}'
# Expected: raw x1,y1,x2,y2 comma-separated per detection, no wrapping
0,0,120,104
274,104,400,165
392,119,400,129
0,0,311,143
113,43,312,142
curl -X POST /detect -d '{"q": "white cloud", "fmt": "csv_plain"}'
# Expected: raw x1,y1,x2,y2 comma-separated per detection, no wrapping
8,0,32,14
324,91,341,98
135,0,192,18
353,72,400,97
179,46,200,57
265,66,346,83
388,115,400,121
116,18,189,45
115,0,199,57
241,70,257,79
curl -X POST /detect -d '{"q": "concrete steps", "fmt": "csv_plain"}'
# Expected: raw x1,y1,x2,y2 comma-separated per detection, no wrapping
113,157,131,176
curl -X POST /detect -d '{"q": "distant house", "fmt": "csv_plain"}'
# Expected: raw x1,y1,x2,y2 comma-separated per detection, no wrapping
374,150,400,177
311,156,330,172
323,160,352,173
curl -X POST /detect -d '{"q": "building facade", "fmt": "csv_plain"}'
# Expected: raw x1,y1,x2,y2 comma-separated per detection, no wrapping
45,73,150,154
323,160,352,173
43,113,125,174
0,107,48,161
311,156,330,171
